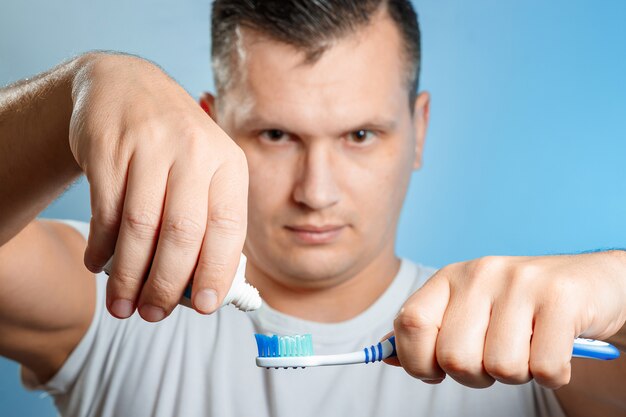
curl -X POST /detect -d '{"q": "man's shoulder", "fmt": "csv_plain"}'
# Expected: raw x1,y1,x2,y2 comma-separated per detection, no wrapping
44,218,90,242
398,258,438,280
399,257,438,291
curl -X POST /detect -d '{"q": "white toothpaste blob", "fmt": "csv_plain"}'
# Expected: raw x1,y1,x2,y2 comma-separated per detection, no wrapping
102,253,262,313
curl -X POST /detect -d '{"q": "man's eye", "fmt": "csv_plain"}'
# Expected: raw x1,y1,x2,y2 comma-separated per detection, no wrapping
260,129,288,142
346,129,375,145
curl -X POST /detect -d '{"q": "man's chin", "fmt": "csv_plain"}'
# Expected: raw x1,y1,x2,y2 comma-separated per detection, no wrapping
273,251,358,287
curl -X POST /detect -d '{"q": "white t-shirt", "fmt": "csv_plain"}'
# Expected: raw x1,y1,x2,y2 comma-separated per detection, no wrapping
24,220,565,417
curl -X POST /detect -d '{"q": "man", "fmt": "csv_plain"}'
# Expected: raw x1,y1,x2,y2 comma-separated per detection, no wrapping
0,1,625,416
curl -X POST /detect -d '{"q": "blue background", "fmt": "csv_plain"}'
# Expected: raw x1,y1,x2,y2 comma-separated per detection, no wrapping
1,0,625,415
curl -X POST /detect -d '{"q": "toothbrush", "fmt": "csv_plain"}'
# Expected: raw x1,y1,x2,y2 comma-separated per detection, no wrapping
254,334,620,368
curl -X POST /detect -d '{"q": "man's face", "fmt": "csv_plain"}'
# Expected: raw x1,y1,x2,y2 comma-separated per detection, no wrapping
213,13,428,290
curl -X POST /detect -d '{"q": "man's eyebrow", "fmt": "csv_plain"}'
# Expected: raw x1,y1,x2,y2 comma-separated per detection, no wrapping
235,114,289,131
234,113,398,135
349,119,398,132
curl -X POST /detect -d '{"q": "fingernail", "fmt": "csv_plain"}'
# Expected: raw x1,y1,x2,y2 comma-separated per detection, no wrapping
139,304,166,322
84,255,103,273
83,247,102,274
110,299,134,318
194,289,218,313
86,263,103,274
422,377,445,385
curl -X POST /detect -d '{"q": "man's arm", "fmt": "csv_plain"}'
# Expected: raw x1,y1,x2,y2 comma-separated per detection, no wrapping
0,220,94,383
0,52,248,380
0,58,94,382
0,59,83,244
0,51,248,324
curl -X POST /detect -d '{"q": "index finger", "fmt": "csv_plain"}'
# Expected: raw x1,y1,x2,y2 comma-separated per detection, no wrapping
394,270,450,382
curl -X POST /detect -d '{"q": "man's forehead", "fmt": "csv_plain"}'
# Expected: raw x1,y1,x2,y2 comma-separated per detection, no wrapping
220,14,408,131
223,83,402,137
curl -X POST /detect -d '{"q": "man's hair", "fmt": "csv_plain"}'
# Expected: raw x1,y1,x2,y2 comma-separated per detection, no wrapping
210,0,421,106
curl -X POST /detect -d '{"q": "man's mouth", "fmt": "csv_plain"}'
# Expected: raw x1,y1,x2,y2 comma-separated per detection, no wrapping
284,224,346,244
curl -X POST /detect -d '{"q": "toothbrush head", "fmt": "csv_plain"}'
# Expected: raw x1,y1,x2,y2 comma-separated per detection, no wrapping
254,333,397,368
254,334,314,358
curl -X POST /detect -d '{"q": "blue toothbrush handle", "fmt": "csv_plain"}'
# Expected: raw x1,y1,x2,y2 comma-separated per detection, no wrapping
383,336,619,361
573,338,620,360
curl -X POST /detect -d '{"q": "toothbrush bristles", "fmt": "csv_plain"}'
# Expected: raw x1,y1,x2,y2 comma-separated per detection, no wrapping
254,334,314,357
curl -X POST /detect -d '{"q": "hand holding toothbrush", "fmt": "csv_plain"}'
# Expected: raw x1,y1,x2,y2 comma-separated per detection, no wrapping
387,252,626,390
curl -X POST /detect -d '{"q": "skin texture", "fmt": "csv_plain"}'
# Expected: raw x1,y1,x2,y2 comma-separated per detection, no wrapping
0,7,624,416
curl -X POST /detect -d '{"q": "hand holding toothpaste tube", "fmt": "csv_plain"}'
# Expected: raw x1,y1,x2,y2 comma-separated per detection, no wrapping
69,53,249,322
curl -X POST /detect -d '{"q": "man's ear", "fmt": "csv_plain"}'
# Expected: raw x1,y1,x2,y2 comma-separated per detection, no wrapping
412,91,430,170
199,92,218,121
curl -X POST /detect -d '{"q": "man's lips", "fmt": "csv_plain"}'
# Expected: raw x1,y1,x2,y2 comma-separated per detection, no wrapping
284,224,346,244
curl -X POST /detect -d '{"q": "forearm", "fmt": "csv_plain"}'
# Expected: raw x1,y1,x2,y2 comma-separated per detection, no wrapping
0,57,84,245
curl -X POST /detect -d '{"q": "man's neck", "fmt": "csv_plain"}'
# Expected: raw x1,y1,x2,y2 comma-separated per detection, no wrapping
246,252,401,323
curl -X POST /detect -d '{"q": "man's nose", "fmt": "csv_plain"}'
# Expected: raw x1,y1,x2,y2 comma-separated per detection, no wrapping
292,143,341,210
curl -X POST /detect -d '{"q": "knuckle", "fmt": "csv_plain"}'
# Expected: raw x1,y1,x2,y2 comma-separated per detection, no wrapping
91,207,121,231
459,256,513,292
196,256,230,281
162,215,204,246
394,308,436,333
530,359,570,388
110,268,143,291
124,118,159,142
510,262,540,285
484,357,529,383
208,206,244,234
145,276,180,305
471,255,505,278
184,128,210,155
437,350,477,376
124,209,161,239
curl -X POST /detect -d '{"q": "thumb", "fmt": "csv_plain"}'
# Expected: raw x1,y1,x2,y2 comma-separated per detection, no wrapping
380,330,401,366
